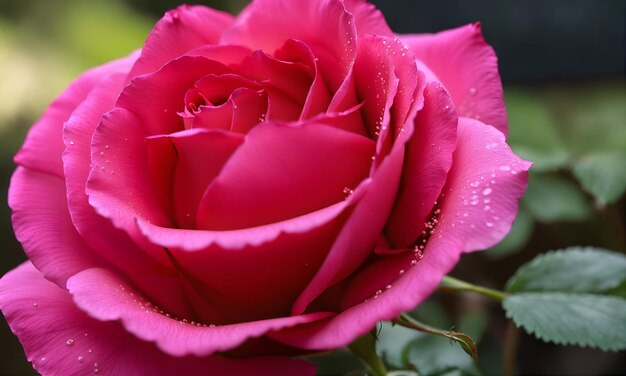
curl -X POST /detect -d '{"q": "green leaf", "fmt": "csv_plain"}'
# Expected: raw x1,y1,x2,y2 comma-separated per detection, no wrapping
404,334,480,376
607,280,626,299
503,293,626,351
485,208,534,259
573,151,626,205
506,247,626,293
505,89,570,172
522,174,591,222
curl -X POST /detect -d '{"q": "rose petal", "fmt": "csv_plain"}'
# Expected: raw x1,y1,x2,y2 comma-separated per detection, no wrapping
273,39,332,120
146,128,244,229
0,262,315,376
118,55,232,135
8,168,102,287
62,71,190,318
271,117,530,350
343,0,393,37
291,142,405,315
400,23,507,135
87,107,171,235
14,53,137,178
66,267,334,357
222,0,357,91
385,82,457,248
128,5,234,77
137,185,367,251
139,217,347,323
196,122,374,230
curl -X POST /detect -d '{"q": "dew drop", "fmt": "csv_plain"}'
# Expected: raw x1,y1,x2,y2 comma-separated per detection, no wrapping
88,349,93,353
41,357,46,362
69,140,75,145
33,302,38,308
105,145,109,150
498,165,511,171
78,356,84,363
66,339,74,347
486,222,494,228
410,259,417,266
398,269,405,276
482,187,492,196
469,87,477,96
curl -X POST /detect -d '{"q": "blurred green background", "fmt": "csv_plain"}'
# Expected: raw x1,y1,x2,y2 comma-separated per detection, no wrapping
1,1,624,375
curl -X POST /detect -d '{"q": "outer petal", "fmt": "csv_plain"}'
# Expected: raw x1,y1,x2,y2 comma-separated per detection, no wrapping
8,168,102,288
271,118,530,349
343,0,393,37
222,0,357,91
87,107,172,258
66,267,333,357
14,54,137,178
62,70,191,319
400,23,508,135
0,262,315,376
128,5,234,77
385,82,457,247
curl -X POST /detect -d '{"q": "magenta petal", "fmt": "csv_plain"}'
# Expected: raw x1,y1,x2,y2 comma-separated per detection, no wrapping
119,56,232,135
8,168,102,288
343,0,393,37
400,23,507,135
273,39,331,120
0,262,315,375
62,71,188,317
271,118,530,351
138,183,367,250
128,5,234,77
147,128,244,228
292,143,405,315
14,54,137,178
197,122,374,230
386,82,457,247
222,0,356,91
66,267,333,357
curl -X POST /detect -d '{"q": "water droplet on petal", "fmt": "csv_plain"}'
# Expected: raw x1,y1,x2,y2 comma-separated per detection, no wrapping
499,165,511,171
78,356,84,363
486,222,494,228
66,339,74,347
482,187,492,196
469,87,477,96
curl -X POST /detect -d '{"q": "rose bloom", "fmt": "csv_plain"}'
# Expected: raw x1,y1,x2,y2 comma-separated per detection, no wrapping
1,0,529,374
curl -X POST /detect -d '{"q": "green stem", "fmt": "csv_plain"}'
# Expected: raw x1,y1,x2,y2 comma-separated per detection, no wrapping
439,276,508,301
394,314,479,367
348,332,388,376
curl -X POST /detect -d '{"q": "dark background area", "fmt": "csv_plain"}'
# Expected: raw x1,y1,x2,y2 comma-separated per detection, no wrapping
1,1,624,375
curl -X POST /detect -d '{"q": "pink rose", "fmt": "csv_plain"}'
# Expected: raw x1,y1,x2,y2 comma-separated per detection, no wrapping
1,1,530,374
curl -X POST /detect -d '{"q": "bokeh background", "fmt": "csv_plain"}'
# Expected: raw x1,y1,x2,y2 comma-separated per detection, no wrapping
1,1,624,374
